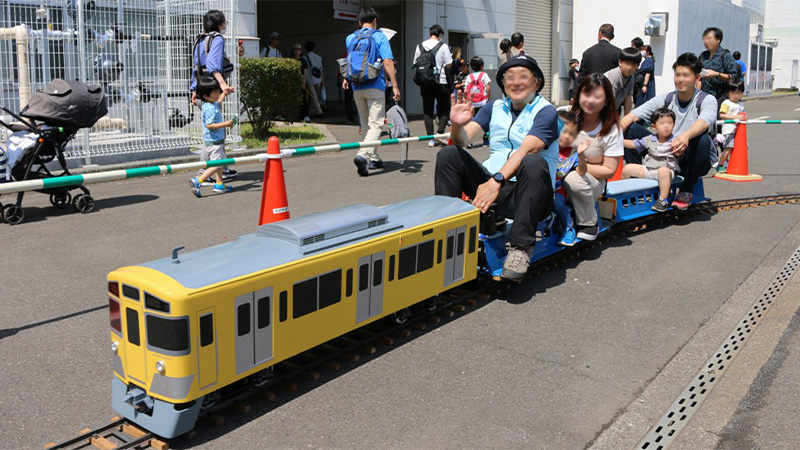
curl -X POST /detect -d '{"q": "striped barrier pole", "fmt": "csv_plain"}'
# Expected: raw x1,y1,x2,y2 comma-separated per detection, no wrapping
716,119,800,125
0,133,451,195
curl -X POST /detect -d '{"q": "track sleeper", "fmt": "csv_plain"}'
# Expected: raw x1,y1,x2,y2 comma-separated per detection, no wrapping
438,309,455,318
410,322,427,330
204,413,225,426
282,381,298,392
233,401,251,413
324,360,343,371
121,423,147,439
89,435,116,450
257,390,276,402
449,304,466,312
427,316,442,324
181,429,197,439
359,344,377,354
150,439,169,450
394,329,412,338
379,336,395,346
343,352,360,362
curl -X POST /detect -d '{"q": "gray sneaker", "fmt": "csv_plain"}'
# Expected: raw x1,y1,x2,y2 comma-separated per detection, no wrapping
502,245,533,281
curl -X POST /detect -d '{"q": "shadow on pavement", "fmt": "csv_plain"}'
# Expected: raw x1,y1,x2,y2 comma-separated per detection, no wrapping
0,304,107,340
3,194,159,225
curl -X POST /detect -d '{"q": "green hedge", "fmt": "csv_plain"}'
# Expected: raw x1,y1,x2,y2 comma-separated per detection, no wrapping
239,57,303,139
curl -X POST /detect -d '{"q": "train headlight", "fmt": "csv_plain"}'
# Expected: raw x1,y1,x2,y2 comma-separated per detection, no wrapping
155,360,166,374
111,341,118,353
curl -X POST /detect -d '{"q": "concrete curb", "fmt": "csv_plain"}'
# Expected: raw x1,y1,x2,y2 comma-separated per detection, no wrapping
68,123,338,175
743,91,799,102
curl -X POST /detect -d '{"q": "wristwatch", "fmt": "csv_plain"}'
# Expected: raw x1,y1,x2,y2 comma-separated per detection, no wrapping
492,172,506,186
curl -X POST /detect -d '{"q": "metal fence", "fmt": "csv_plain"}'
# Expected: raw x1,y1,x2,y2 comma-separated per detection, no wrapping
0,0,240,166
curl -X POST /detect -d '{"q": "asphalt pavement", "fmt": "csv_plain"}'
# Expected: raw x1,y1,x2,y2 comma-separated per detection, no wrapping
1,96,800,449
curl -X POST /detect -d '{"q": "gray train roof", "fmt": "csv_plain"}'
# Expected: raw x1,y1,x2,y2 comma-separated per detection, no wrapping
138,196,475,290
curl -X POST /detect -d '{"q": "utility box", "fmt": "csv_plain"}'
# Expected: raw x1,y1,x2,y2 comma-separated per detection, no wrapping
645,13,668,36
776,59,799,90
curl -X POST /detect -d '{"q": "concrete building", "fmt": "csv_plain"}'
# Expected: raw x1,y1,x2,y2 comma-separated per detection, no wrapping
764,0,800,89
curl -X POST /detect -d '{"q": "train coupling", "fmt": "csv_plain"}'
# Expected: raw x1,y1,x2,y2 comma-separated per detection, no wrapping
123,386,154,412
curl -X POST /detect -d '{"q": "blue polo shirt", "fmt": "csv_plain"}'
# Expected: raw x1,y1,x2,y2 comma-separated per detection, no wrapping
345,28,393,91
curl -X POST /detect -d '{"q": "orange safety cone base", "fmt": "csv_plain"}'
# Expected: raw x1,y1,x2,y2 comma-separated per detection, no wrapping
714,172,763,182
258,136,291,225
609,158,624,182
715,123,761,182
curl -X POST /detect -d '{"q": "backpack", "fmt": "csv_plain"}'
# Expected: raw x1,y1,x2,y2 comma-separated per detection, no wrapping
192,32,234,82
412,41,444,86
340,29,381,85
386,105,410,139
465,72,488,103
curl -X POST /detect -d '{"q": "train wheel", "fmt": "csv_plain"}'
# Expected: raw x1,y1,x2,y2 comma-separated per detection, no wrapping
73,194,95,213
3,204,24,225
254,367,275,387
425,295,441,311
50,192,72,208
391,308,412,324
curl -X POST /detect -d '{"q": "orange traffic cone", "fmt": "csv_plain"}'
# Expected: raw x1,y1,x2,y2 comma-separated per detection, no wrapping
610,157,624,181
258,137,291,225
714,123,762,182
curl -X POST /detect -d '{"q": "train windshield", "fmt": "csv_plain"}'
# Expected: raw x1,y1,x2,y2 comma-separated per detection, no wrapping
145,314,190,355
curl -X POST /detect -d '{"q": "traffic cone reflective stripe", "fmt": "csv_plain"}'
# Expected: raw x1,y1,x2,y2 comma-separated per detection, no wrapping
714,123,762,182
258,137,291,225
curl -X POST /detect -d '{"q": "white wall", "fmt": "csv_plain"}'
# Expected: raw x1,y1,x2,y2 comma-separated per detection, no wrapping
765,0,800,89
557,0,574,104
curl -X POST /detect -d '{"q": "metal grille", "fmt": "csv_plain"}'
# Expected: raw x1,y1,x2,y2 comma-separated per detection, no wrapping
638,246,800,450
0,0,239,165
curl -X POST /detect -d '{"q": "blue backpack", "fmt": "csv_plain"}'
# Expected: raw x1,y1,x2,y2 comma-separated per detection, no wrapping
343,29,381,85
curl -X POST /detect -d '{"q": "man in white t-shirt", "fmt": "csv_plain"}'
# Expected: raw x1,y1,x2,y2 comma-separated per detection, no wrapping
260,32,282,58
304,41,324,117
413,24,453,146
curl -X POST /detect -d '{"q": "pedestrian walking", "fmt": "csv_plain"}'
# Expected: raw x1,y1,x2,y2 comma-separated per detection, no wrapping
304,41,325,117
190,77,236,197
412,24,453,147
578,23,621,80
260,31,282,58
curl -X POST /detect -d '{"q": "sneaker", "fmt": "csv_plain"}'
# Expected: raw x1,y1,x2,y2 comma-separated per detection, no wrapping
671,192,692,211
428,140,436,147
354,156,369,177
651,198,669,212
189,177,202,198
501,245,533,281
222,168,238,179
558,227,578,247
716,166,727,174
368,159,384,170
213,183,233,193
303,116,311,123
576,224,599,241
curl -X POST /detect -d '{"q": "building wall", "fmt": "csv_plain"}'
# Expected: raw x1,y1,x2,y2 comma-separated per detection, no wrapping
764,0,800,89
557,0,574,104
677,0,750,59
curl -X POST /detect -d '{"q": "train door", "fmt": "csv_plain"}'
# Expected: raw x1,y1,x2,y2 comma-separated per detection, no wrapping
444,226,467,286
122,302,147,385
356,251,385,323
234,287,274,375
197,307,217,389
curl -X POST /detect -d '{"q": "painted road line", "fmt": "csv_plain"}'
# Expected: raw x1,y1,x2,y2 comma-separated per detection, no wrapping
753,115,771,121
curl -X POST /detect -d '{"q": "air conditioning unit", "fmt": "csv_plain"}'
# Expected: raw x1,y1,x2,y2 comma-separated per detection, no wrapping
645,12,669,36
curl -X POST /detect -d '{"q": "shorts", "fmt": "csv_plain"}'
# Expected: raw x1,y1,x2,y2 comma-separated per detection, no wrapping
721,133,735,149
644,167,675,181
205,143,227,161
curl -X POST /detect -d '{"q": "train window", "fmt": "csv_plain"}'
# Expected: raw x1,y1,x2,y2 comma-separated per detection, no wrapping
257,297,270,329
346,269,354,297
437,240,443,264
109,298,122,333
145,293,170,313
237,304,251,337
373,259,383,287
122,285,139,301
279,291,288,322
200,314,214,347
457,233,465,256
319,270,342,309
146,315,190,354
447,236,454,259
293,277,318,319
359,264,369,291
417,240,435,273
398,246,416,280
108,281,119,297
388,255,396,282
126,308,140,346
469,226,477,253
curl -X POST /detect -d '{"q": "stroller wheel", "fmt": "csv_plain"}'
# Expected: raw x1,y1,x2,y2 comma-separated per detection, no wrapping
73,194,95,214
50,192,72,209
3,204,25,225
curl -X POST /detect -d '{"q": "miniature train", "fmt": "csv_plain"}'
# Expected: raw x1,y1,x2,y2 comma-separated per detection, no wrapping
106,177,705,438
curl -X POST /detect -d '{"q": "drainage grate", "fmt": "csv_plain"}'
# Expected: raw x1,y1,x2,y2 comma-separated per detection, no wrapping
637,246,800,450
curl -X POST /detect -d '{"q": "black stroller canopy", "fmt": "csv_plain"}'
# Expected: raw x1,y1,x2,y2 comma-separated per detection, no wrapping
21,79,108,129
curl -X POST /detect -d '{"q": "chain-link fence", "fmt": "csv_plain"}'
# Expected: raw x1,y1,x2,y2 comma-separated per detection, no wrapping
0,0,240,166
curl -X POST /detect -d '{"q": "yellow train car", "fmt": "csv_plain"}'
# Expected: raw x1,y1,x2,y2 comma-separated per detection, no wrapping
107,196,479,438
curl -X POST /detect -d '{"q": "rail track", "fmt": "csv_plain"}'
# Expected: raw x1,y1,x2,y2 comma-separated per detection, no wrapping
45,193,800,450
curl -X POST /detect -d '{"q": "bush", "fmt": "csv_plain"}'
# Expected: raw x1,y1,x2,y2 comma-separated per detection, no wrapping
239,57,303,139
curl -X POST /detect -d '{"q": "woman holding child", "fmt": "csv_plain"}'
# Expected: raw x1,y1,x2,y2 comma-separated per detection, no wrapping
563,73,624,241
